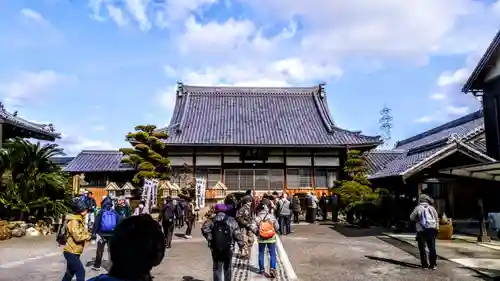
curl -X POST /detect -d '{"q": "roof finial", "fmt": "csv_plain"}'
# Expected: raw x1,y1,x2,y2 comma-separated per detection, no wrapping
176,81,184,97
318,82,326,98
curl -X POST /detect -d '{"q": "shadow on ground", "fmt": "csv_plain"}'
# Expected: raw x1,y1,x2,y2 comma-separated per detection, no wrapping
331,224,385,237
84,258,111,271
174,233,187,238
376,236,446,262
182,276,204,281
365,255,421,268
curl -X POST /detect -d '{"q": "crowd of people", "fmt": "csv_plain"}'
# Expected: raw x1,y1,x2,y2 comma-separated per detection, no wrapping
55,189,440,281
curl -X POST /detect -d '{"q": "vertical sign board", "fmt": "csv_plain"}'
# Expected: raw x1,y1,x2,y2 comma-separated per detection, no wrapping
142,179,159,212
195,177,206,209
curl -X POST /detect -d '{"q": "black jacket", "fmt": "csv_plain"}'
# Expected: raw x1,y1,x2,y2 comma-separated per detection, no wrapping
160,201,176,223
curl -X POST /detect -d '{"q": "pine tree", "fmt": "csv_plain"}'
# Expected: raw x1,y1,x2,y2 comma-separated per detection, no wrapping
334,150,373,207
119,125,195,200
120,125,170,184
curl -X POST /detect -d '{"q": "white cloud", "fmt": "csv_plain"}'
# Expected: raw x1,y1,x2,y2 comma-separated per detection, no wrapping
88,0,216,31
437,68,470,87
415,116,434,124
92,125,106,131
57,133,116,156
0,70,74,107
429,92,447,100
106,5,129,27
20,8,46,24
445,105,469,115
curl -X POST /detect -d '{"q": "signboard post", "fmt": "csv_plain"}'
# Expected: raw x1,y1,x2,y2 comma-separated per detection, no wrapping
195,177,206,210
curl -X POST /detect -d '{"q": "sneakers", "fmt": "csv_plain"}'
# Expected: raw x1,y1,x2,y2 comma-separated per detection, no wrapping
91,266,100,271
269,269,277,278
184,235,192,239
429,265,437,270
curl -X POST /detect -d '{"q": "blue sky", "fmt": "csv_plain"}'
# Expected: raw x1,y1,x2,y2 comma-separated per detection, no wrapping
0,0,499,155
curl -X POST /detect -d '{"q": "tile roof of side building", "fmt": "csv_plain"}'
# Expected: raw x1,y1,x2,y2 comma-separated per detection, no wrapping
63,150,134,173
367,110,490,179
159,83,381,147
0,102,60,140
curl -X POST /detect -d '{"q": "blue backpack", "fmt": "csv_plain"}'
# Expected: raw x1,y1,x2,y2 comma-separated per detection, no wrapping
100,210,118,232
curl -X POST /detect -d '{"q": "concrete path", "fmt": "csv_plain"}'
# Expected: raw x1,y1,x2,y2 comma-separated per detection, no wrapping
386,232,500,279
1,223,491,281
0,228,297,281
280,223,490,281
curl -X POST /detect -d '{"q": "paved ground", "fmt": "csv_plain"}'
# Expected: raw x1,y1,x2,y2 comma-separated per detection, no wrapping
387,232,500,279
0,225,295,281
281,222,492,281
0,222,494,281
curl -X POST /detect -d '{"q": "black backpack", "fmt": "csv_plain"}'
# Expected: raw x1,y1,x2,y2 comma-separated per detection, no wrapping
211,217,232,259
56,219,69,246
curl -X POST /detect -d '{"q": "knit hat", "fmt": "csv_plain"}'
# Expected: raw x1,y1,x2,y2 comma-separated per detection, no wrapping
418,194,433,204
72,197,88,213
214,204,228,212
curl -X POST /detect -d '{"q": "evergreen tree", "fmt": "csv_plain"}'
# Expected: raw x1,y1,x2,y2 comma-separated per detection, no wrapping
119,125,195,200
120,125,170,184
334,150,373,207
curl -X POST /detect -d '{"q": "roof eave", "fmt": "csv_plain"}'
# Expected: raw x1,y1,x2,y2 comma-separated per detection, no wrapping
462,28,500,93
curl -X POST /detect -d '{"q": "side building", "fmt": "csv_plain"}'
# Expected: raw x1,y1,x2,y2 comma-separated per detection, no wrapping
0,102,60,147
365,110,500,220
65,84,381,202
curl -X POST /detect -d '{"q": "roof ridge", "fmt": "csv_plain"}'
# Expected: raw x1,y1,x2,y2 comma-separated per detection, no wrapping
81,150,121,154
181,84,320,91
395,110,483,147
312,86,334,133
367,149,405,154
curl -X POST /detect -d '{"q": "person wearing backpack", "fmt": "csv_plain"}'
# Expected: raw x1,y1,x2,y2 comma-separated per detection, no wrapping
91,196,120,271
201,204,244,281
410,194,439,270
250,201,280,278
60,198,92,281
159,196,176,249
236,195,255,259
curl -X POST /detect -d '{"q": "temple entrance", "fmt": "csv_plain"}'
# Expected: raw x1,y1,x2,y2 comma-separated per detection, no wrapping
223,169,284,191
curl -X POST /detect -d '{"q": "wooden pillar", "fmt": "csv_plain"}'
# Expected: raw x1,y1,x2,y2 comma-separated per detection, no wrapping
192,149,197,178
220,152,224,183
311,152,316,190
283,149,287,190
72,174,80,195
417,182,423,196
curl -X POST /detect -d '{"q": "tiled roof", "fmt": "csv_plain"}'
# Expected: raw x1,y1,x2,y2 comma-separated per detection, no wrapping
369,146,443,179
160,84,381,147
0,102,60,140
364,150,405,175
466,136,487,153
51,157,75,167
63,150,134,173
369,111,488,179
463,28,500,93
395,110,484,150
